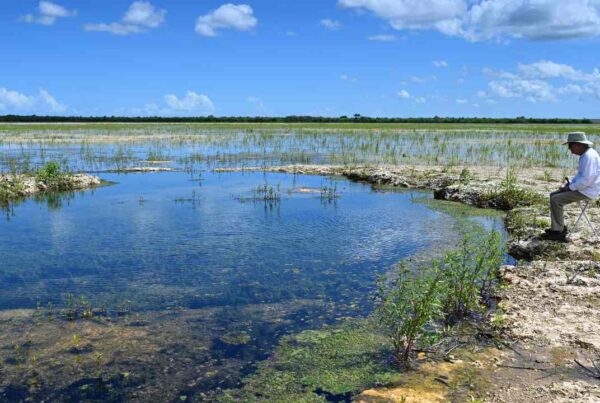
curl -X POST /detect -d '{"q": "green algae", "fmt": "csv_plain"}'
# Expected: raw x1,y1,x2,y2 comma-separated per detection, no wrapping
220,319,399,402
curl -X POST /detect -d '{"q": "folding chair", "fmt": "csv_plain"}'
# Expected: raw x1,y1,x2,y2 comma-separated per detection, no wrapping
573,199,600,242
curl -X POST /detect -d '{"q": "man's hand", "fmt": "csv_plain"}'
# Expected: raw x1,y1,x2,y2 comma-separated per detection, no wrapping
559,177,571,193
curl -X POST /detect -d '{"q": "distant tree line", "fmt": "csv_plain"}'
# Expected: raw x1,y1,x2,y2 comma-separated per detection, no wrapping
0,114,593,124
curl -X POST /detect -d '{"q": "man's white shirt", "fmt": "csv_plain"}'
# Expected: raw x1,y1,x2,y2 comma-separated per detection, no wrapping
569,147,600,199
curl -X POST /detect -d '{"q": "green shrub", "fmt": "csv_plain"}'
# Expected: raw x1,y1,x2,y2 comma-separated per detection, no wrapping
36,161,62,180
36,161,71,191
458,167,474,187
375,263,444,365
440,231,505,324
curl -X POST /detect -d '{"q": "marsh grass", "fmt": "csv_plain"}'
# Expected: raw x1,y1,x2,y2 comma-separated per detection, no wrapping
253,183,281,202
0,123,595,173
320,181,340,203
483,167,546,210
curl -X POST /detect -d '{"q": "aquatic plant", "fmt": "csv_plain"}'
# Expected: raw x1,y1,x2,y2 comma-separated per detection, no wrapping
375,229,505,364
375,263,444,365
320,182,339,203
440,231,505,324
65,293,76,321
222,320,397,401
253,183,281,202
0,122,592,173
235,182,282,207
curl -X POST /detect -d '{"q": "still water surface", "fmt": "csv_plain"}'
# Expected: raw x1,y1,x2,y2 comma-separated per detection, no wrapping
0,170,504,399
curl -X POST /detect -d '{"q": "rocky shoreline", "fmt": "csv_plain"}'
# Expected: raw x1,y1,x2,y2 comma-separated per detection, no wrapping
0,173,101,201
217,164,600,402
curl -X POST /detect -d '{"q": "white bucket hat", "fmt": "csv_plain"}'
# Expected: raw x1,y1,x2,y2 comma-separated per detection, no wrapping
562,132,594,146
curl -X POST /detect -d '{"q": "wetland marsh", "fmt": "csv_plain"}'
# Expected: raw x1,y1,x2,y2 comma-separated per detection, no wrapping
0,122,597,401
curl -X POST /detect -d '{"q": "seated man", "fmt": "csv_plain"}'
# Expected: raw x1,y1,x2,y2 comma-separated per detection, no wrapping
544,132,600,242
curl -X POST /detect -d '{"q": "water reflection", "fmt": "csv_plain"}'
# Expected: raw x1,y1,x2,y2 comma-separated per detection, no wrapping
0,171,506,400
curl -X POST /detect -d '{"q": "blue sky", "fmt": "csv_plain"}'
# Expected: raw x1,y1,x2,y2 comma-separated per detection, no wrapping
2,0,600,118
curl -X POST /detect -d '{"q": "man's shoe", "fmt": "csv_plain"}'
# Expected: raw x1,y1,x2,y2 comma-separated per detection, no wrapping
543,226,568,235
541,230,569,242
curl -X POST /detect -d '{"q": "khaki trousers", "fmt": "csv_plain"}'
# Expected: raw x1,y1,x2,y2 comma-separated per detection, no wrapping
549,190,589,232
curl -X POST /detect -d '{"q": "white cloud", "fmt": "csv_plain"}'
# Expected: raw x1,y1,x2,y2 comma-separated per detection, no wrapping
320,19,342,30
433,60,448,67
0,89,32,109
39,1,73,18
195,4,257,37
338,0,600,41
37,89,67,112
517,60,599,81
557,84,587,95
489,78,556,101
340,74,358,82
397,90,426,104
247,96,269,114
456,98,468,104
338,0,467,34
482,60,600,102
164,91,215,113
0,88,67,113
464,0,600,41
84,23,145,35
368,34,397,41
409,75,437,83
123,1,166,28
127,91,216,116
85,1,166,35
22,1,76,26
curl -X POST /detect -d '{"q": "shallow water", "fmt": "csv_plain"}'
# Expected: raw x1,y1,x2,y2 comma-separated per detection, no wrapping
0,170,505,400
0,125,586,171
1,171,491,310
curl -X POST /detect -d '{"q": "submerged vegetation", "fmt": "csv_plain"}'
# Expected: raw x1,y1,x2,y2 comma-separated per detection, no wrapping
220,320,396,402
